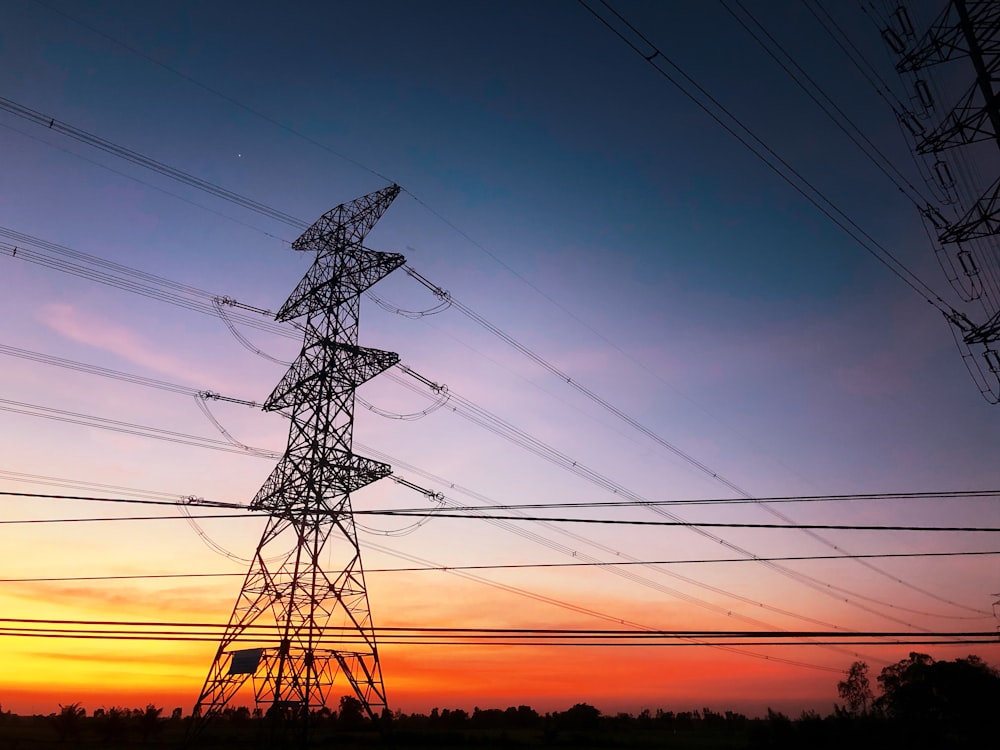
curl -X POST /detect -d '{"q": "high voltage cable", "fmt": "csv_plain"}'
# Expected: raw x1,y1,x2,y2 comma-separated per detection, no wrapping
294,537,858,672
7,489,1000,534
0,514,244,524
0,468,194,503
0,78,967,621
0,342,201,396
577,0,952,313
23,0,835,570
4,480,981,643
814,1,1000,311
0,97,309,229
6,487,999,509
3,488,990,636
359,511,1000,533
0,10,988,668
0,95,970,618
0,469,872,649
399,272,990,616
0,618,990,651
0,340,980,619
4,508,997,534
4,549,999,584
0,398,279,458
0,616,992,641
0,227,297,339
391,358,992,619
0,471,868,669
0,100,984,618
1,631,991,647
2,344,989,624
0,120,291,243
720,0,938,210
567,1,996,618
0,630,990,648
366,446,993,626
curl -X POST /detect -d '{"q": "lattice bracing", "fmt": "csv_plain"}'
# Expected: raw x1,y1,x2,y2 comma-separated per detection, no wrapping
190,185,403,740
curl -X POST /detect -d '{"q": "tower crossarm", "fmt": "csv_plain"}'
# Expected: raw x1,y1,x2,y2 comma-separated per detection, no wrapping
896,1,1000,72
292,184,401,253
939,175,1000,243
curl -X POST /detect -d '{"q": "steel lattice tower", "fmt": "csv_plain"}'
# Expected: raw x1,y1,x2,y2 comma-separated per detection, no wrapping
191,185,405,733
885,0,1000,400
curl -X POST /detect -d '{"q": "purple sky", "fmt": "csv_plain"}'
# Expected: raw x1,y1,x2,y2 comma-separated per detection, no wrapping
0,0,998,716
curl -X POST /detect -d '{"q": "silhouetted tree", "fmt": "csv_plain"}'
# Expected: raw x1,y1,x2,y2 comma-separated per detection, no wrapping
559,702,600,731
52,702,85,743
868,652,1000,748
338,695,365,729
96,706,129,743
838,660,874,716
877,652,1000,724
137,704,163,741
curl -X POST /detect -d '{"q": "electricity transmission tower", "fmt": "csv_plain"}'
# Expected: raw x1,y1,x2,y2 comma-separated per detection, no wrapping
883,0,1000,401
191,185,405,736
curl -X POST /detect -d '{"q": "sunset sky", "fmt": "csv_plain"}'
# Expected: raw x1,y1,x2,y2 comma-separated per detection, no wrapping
1,0,999,719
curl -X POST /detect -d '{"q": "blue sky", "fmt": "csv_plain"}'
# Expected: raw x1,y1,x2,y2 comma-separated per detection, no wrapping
1,0,998,716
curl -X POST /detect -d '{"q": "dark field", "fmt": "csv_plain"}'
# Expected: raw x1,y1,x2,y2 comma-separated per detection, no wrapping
0,704,994,750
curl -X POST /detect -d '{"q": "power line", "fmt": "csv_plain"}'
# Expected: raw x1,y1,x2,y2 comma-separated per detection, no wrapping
2,386,990,626
0,617,992,648
356,510,1000,533
1,4,992,676
0,79,989,623
3,510,998,532
0,514,245,524
0,96,309,229
23,0,844,563
7,487,999,510
577,0,952,312
0,397,279,458
721,0,937,212
2,95,973,618
3,548,999,583
7,324,985,622
4,490,999,532
0,227,297,339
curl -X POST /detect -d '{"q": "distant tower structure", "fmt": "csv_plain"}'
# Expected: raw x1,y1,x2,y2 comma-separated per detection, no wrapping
883,0,1000,401
191,185,405,735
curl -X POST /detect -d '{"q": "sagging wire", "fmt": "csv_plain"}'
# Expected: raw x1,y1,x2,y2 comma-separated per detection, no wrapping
357,366,450,421
354,476,445,538
193,391,281,459
367,289,452,319
179,497,290,565
945,312,1000,404
179,496,255,564
214,295,453,421
356,390,450,421
186,394,296,561
213,296,293,365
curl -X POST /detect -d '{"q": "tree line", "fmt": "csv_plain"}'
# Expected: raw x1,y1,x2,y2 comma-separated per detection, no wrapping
1,651,997,748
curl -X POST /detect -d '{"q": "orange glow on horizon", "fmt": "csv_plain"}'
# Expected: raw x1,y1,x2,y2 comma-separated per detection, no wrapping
4,568,999,719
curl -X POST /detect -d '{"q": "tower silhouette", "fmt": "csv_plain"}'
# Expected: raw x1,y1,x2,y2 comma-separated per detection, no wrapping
192,185,404,732
886,0,1000,401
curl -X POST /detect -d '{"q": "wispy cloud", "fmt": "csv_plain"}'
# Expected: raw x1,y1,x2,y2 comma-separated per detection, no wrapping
37,303,208,386
27,650,204,667
3,582,228,620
